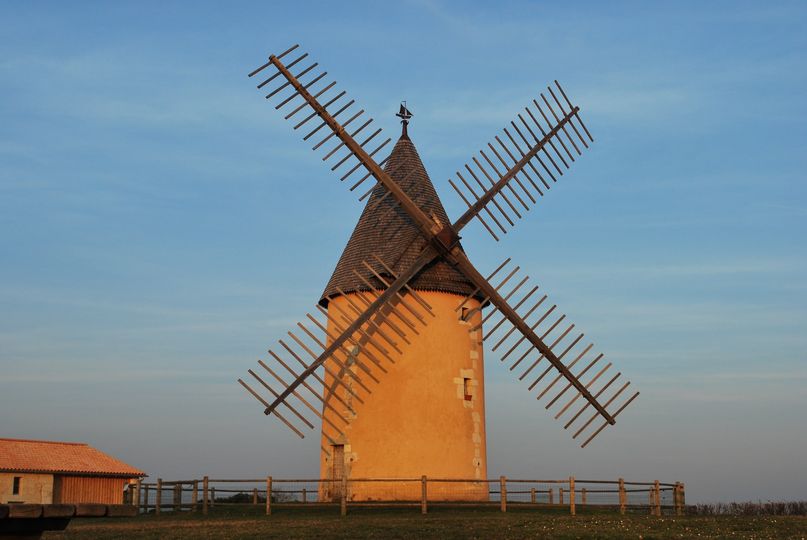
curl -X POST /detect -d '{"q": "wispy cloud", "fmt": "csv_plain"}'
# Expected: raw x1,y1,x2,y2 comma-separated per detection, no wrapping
0,368,232,385
0,50,285,135
544,258,805,279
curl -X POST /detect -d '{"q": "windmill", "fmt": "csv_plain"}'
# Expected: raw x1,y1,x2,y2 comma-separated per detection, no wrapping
239,44,639,501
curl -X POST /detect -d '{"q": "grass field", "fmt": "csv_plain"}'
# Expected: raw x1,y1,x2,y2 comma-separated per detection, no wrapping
43,506,807,539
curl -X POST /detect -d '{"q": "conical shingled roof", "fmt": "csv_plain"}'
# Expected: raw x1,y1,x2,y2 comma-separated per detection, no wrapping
320,134,477,307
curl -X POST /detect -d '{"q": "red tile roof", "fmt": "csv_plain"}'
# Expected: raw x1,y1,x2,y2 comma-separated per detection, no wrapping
0,438,144,477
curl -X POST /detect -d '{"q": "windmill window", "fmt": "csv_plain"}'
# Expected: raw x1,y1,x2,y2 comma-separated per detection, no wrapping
463,378,472,401
460,307,470,322
12,476,21,495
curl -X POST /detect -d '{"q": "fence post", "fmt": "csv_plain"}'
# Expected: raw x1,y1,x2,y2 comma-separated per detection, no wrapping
202,476,209,516
142,484,149,514
549,487,553,504
654,480,661,517
569,476,576,516
135,479,141,508
211,487,216,508
679,482,686,514
266,476,272,516
421,475,428,515
253,488,258,506
302,488,307,504
499,476,507,513
672,482,679,515
156,478,162,516
192,481,198,512
173,484,181,512
340,475,347,516
559,487,564,505
618,478,626,515
530,487,536,504
582,488,587,506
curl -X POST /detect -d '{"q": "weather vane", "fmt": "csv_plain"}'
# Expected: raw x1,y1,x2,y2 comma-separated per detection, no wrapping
396,101,413,137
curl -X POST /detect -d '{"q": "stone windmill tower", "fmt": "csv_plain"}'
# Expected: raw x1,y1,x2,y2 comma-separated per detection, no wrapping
318,123,488,499
239,45,640,502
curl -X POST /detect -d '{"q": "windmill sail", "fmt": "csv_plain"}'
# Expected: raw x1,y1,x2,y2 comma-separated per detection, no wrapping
452,257,639,447
249,46,420,215
239,251,435,443
244,43,639,449
450,81,594,241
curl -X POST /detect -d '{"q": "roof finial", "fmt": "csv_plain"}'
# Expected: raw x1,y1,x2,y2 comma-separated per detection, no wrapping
396,101,413,139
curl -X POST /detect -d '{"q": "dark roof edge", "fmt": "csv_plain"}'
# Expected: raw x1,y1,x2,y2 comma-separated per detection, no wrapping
0,468,146,477
0,438,87,446
318,285,486,308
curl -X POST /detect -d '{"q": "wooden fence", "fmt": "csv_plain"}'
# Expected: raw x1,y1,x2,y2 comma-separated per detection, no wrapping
125,476,685,517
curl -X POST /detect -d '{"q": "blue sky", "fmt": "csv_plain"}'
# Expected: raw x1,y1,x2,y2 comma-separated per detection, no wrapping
1,1,805,502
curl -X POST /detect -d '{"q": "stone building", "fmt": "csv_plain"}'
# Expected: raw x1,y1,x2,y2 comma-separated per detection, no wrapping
0,438,144,504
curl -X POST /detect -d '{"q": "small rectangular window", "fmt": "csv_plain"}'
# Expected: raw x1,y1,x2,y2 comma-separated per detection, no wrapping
12,476,21,495
460,307,470,322
463,378,472,401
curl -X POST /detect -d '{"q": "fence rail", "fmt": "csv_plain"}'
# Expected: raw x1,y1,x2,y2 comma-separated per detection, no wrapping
125,475,685,517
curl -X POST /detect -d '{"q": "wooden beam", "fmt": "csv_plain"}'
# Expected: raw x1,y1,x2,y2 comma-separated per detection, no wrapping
8,504,43,518
155,478,162,516
266,476,272,516
42,504,74,518
340,475,347,516
202,476,209,516
569,477,576,516
107,505,137,517
75,504,106,517
421,476,428,515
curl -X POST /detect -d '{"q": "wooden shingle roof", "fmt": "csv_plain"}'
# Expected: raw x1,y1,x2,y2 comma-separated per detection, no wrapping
321,134,477,306
0,438,144,477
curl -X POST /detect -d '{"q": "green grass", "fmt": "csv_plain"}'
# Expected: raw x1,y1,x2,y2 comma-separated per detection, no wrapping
44,506,807,539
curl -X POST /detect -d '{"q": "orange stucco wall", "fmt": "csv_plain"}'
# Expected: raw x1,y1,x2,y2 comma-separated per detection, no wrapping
319,291,488,501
